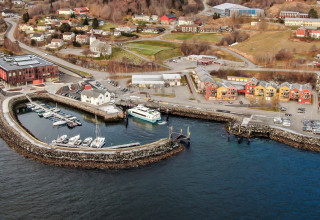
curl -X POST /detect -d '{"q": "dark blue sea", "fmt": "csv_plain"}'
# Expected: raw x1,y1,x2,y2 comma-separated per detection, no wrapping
1,104,320,219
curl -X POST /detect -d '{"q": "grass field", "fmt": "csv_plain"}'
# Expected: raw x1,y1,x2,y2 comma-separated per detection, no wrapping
100,23,117,31
104,47,145,65
162,33,223,44
125,41,182,63
232,31,320,63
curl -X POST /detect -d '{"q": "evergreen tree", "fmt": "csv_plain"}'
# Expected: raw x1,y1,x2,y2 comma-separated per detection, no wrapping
308,8,318,18
59,23,71,33
83,17,89,25
92,18,99,29
22,12,29,23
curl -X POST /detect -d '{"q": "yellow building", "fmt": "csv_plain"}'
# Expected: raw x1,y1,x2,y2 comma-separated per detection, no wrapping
216,82,237,101
265,83,277,101
254,84,266,97
279,82,291,102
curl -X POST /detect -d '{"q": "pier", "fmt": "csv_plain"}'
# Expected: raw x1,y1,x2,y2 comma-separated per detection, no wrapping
25,95,81,127
169,126,191,144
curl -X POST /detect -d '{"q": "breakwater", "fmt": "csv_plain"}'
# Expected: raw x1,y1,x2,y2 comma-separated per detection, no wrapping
121,101,320,152
0,94,183,169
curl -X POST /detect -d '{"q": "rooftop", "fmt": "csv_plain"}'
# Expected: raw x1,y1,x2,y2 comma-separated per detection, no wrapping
0,54,56,71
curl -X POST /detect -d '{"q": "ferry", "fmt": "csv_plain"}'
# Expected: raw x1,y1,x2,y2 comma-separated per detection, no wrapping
128,105,161,123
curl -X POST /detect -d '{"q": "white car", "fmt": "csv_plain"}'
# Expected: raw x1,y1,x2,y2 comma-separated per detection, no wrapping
109,100,115,105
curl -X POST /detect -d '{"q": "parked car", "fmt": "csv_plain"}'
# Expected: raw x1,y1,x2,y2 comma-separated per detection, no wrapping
285,113,292,117
279,107,287,111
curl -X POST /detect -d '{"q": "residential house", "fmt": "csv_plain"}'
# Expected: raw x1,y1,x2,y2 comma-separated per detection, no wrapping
75,25,89,31
192,66,214,92
2,10,15,17
93,29,103,35
62,32,75,41
57,8,73,15
205,83,219,100
81,89,111,106
48,39,64,49
60,20,72,26
216,82,238,101
178,16,194,26
150,15,159,22
113,31,121,36
89,33,112,56
19,24,34,34
132,14,150,22
142,27,160,34
244,77,259,98
13,0,24,5
160,14,177,25
115,26,137,33
37,25,47,32
74,7,89,15
76,35,89,44
31,34,44,42
179,25,198,33
163,74,181,86
290,83,312,104
254,81,267,98
279,82,291,101
309,30,320,39
264,81,278,100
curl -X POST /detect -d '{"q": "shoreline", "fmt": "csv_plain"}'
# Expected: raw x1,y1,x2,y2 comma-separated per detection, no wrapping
1,94,320,170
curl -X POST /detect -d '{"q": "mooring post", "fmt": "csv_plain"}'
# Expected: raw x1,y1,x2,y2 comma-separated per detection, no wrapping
166,109,169,121
125,110,129,128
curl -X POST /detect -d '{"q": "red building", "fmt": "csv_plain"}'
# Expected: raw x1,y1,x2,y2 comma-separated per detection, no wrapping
205,83,218,100
289,83,312,104
161,14,177,25
0,55,59,85
245,77,259,97
74,7,89,15
296,27,307,37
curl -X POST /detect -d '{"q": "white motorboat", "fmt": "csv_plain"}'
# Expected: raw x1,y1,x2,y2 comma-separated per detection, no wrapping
56,135,67,143
90,137,105,148
128,105,161,123
53,120,67,127
68,134,80,145
82,137,93,147
43,111,53,118
75,139,82,146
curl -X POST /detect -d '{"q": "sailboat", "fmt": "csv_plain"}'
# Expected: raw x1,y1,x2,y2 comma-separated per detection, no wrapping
90,115,105,148
53,103,60,113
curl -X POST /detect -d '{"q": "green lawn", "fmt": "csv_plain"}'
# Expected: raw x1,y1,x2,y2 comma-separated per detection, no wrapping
162,33,223,43
100,23,117,31
103,47,145,65
124,41,182,63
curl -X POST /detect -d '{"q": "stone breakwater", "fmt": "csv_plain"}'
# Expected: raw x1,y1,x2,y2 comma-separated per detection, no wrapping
123,101,320,152
0,95,183,169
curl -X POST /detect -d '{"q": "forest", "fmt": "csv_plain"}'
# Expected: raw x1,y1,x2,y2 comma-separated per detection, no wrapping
28,0,204,22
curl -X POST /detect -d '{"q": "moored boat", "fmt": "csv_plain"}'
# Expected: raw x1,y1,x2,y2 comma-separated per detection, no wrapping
81,137,93,147
53,120,67,127
43,111,53,118
68,134,80,145
90,137,105,148
128,105,161,123
56,135,67,143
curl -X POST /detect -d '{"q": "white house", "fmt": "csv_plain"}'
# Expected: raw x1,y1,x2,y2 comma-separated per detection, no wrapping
178,16,194,26
115,26,137,33
89,33,112,56
81,89,111,106
57,8,74,15
76,35,89,44
19,24,34,33
132,14,151,22
31,34,44,42
48,39,64,49
13,0,24,5
62,32,75,41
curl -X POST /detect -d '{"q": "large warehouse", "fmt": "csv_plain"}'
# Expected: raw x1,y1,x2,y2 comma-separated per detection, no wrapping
212,3,264,17
0,54,59,85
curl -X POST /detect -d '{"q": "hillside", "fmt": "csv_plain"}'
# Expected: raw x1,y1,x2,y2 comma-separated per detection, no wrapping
29,0,204,22
0,16,7,33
